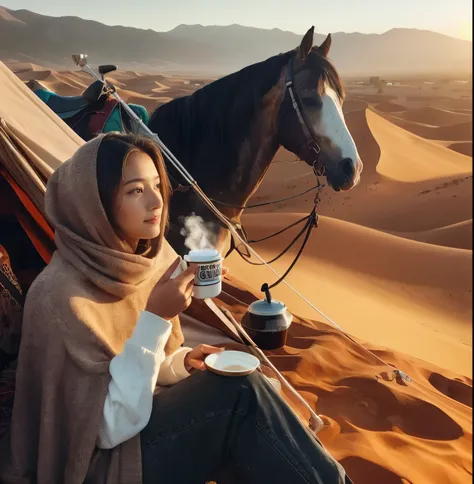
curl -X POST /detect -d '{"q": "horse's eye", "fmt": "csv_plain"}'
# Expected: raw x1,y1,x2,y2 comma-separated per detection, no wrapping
302,97,321,108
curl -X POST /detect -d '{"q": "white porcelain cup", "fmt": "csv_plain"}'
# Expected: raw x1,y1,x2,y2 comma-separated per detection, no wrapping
184,249,223,299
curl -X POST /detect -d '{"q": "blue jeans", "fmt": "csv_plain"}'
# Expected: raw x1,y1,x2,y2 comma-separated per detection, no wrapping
141,370,352,484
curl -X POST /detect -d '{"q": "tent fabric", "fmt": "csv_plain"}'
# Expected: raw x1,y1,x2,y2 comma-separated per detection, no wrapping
0,61,83,217
0,169,55,264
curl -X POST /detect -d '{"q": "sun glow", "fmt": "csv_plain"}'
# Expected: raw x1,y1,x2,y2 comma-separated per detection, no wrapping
458,20,472,41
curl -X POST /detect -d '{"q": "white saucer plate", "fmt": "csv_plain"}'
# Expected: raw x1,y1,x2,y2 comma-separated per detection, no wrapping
204,350,260,377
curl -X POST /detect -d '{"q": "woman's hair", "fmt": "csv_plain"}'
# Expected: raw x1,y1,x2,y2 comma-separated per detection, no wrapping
96,132,171,247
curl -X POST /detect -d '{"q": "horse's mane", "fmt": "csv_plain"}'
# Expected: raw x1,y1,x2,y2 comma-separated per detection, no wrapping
151,50,294,163
149,47,344,181
308,48,345,102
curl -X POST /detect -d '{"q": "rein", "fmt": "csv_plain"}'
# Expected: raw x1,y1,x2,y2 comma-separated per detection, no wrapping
170,174,321,209
229,177,323,301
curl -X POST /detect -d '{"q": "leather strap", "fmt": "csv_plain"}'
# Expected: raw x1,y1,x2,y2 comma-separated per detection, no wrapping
88,98,119,136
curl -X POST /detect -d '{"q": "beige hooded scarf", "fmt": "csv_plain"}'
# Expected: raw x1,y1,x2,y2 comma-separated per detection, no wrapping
7,134,184,483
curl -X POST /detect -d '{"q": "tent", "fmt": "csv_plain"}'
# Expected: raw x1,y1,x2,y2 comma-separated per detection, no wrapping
0,62,83,211
0,61,84,269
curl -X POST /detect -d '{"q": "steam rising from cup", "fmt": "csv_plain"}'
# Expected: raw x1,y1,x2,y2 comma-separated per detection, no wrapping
181,214,222,299
180,214,218,251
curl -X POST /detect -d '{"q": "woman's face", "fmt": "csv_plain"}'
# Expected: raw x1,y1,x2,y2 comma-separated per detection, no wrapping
113,150,163,245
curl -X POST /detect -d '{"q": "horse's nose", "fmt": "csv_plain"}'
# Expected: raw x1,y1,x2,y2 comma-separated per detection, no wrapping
341,158,354,177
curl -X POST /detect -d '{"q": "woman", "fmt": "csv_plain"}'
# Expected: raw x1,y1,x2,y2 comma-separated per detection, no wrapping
8,133,351,484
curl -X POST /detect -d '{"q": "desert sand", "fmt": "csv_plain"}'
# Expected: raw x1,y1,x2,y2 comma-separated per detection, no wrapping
7,61,472,484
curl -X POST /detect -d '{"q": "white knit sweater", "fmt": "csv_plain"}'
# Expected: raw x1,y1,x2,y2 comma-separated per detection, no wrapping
97,310,192,449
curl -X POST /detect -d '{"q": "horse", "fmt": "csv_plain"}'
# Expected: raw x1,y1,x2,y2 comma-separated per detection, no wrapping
148,26,363,258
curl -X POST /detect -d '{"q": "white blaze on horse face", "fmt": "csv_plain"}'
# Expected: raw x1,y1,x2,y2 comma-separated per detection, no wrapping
318,84,359,167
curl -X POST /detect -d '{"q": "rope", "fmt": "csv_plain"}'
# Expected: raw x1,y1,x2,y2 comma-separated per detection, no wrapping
211,184,320,209
264,211,317,291
234,215,313,266
169,176,321,211
231,179,322,291
247,214,309,243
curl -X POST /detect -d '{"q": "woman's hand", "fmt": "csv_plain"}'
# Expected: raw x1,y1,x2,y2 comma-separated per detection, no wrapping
184,344,225,372
145,257,198,320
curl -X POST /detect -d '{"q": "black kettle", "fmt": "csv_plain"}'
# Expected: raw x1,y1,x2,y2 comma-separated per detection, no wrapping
241,299,293,350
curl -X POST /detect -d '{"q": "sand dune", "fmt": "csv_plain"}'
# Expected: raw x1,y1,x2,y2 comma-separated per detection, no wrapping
368,110,472,180
13,68,90,96
119,75,168,94
345,109,381,177
186,272,473,484
342,99,368,113
107,70,143,80
438,98,472,111
451,107,472,114
211,276,473,484
48,71,89,91
96,76,128,89
125,93,172,112
14,69,53,82
19,63,45,72
447,141,472,157
4,62,45,72
377,113,472,143
226,213,471,375
397,106,471,126
390,219,473,250
11,66,206,113
374,101,406,113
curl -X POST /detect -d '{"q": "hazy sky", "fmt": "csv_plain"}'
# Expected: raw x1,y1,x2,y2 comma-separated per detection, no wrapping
3,0,472,40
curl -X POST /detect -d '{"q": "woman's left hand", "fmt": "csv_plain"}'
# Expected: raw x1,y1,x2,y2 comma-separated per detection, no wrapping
222,266,229,277
184,344,225,372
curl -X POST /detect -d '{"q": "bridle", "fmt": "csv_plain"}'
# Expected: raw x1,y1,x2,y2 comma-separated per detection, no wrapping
283,55,326,177
168,53,327,296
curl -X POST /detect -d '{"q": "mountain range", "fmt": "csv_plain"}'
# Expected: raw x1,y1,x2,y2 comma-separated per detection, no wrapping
1,6,471,76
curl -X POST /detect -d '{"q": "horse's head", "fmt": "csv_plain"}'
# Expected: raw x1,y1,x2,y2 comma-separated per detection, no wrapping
278,27,363,191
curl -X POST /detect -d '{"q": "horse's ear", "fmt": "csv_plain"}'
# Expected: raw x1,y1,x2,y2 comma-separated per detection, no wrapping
297,26,314,60
318,33,332,57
